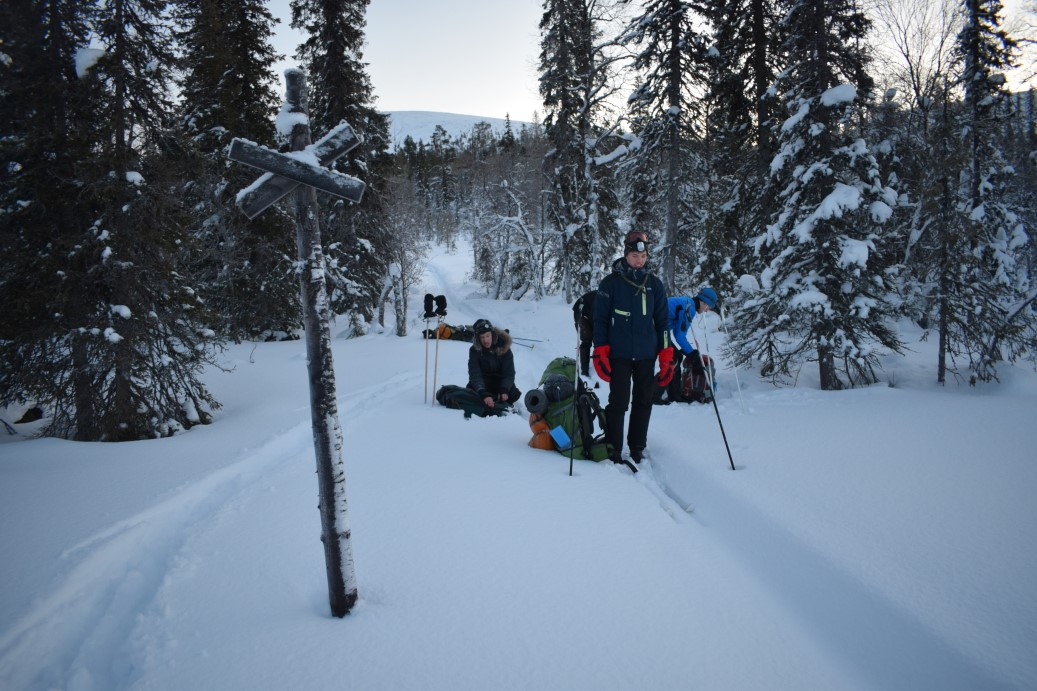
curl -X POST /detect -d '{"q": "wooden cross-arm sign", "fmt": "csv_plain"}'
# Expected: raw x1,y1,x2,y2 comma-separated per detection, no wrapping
228,122,365,219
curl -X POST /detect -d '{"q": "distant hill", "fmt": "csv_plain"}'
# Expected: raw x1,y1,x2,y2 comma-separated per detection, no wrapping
383,111,533,148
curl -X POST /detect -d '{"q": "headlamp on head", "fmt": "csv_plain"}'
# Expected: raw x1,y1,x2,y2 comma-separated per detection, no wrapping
624,231,649,254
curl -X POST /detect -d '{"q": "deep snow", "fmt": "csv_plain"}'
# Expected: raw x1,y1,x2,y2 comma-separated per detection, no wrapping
2,243,1036,691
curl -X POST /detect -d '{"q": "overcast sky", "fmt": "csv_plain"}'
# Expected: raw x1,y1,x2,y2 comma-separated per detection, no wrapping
267,0,545,121
265,0,1034,121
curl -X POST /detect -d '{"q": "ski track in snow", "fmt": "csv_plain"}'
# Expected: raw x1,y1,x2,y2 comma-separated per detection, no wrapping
6,247,1029,690
667,451,1009,689
0,368,422,691
648,392,1014,691
0,429,311,691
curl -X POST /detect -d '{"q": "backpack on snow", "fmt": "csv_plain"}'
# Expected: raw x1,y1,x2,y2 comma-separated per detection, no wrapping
423,323,476,342
436,384,511,418
525,357,614,462
681,353,716,403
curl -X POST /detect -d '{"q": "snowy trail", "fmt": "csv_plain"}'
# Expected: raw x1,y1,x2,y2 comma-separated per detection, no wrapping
607,392,1008,689
647,384,1036,690
661,451,1006,690
5,243,1035,691
0,426,310,691
0,348,425,691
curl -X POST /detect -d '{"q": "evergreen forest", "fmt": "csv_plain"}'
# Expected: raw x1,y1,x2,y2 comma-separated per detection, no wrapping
2,0,1035,441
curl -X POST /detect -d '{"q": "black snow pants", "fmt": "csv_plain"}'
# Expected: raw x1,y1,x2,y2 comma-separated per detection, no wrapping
605,357,657,457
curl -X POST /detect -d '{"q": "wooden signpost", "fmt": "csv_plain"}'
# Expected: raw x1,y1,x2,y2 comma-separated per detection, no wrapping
228,69,364,618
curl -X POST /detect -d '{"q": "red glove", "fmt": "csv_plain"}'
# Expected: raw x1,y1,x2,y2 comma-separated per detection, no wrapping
657,347,675,386
592,345,612,382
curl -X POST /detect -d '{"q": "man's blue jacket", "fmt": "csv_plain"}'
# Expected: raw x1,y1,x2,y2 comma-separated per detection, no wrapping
593,257,669,360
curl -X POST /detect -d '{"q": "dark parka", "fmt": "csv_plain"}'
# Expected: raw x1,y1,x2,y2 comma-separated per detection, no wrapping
467,328,519,399
593,257,669,360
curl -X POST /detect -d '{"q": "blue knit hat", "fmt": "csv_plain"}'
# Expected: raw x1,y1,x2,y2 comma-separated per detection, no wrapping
696,287,718,309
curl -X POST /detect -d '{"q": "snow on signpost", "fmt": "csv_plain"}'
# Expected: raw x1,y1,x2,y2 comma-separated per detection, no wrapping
228,69,364,618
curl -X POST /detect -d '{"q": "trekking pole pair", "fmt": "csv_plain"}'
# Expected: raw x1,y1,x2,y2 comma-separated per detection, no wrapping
423,293,447,404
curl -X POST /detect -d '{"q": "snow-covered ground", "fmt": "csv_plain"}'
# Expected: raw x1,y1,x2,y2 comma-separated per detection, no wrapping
2,243,1036,691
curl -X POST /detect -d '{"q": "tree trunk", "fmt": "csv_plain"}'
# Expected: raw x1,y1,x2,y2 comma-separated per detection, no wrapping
393,276,406,337
817,340,841,391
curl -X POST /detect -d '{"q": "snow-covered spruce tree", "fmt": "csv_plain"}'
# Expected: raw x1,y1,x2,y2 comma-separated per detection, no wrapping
1,0,97,422
939,0,1033,382
694,0,787,294
725,0,904,390
539,0,623,299
174,0,300,342
4,0,221,440
291,0,395,337
1002,89,1035,290
616,0,709,292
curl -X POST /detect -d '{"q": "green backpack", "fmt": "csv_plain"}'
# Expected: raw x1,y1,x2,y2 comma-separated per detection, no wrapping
526,357,614,462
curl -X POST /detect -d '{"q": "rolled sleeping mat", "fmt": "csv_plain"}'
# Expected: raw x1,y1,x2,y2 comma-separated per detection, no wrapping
524,388,548,415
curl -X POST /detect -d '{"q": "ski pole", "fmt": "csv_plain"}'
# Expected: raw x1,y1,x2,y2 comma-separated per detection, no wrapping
569,322,580,477
693,320,736,470
511,336,545,343
424,319,431,403
432,317,442,405
710,383,736,470
701,323,715,395
718,307,746,414
423,293,435,403
431,294,447,405
513,341,535,349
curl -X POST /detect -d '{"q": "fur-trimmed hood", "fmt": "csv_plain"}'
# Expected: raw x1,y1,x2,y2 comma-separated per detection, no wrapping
472,327,513,356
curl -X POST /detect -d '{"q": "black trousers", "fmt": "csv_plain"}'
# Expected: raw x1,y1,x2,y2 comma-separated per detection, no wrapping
605,357,657,456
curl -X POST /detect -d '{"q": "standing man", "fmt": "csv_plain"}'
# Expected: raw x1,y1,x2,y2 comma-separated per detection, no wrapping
592,231,672,464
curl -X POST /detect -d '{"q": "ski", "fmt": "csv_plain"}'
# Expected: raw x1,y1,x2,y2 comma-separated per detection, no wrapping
613,457,639,474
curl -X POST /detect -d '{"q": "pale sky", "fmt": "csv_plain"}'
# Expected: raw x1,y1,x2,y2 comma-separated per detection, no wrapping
266,0,1033,121
267,0,545,121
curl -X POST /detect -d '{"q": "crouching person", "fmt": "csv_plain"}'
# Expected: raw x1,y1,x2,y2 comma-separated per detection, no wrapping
467,318,521,411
